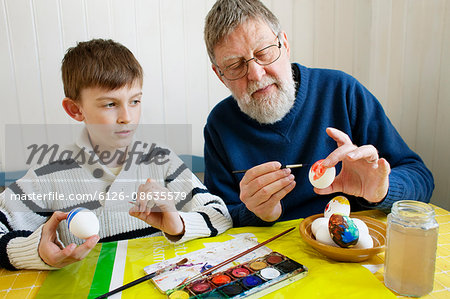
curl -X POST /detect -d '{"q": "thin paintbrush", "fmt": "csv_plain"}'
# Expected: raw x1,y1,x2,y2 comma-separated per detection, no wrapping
232,164,308,174
95,257,188,299
168,226,295,294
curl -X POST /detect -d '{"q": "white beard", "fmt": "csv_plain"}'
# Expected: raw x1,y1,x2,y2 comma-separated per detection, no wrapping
233,74,296,124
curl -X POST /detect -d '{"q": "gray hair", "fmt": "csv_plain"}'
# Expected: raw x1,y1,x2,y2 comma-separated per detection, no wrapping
204,0,281,64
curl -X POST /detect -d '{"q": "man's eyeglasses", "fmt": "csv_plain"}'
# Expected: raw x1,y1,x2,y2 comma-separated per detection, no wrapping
217,36,282,81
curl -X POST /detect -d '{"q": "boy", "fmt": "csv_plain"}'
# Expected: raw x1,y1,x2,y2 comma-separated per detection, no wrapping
0,39,231,270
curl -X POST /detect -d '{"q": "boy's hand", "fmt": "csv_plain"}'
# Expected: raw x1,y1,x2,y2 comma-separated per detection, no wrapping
38,211,99,268
129,179,185,236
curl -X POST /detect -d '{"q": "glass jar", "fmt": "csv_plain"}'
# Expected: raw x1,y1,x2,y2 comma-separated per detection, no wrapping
384,200,439,297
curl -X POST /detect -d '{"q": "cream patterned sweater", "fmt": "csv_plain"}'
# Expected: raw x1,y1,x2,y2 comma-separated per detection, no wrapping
0,129,232,270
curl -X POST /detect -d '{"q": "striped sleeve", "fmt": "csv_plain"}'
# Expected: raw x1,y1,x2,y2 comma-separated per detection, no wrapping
0,169,54,270
4,225,58,270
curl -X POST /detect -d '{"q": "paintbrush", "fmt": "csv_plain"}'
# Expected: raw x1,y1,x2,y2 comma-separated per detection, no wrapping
95,257,188,299
167,226,295,294
232,164,308,174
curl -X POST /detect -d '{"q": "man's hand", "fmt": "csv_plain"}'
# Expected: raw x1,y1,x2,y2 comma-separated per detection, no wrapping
129,179,185,237
239,161,296,222
316,127,391,203
38,211,99,268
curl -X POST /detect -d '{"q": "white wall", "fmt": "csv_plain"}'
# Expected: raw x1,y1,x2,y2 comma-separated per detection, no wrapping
1,0,449,210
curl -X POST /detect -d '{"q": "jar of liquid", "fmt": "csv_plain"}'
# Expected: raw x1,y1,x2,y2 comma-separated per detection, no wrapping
384,200,438,296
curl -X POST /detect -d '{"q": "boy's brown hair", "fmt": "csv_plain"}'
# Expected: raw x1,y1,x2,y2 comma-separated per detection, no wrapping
61,39,143,101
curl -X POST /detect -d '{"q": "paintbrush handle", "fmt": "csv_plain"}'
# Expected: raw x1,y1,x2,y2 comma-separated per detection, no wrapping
95,257,187,298
232,164,307,174
95,272,156,299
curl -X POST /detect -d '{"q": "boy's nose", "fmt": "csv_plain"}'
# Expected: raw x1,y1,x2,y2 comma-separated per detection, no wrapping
117,107,131,124
246,60,265,82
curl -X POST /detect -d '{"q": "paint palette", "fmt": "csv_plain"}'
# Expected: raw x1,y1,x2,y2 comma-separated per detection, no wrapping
144,236,307,298
168,252,307,298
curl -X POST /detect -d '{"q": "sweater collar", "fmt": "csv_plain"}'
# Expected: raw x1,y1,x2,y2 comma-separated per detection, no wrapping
74,127,141,180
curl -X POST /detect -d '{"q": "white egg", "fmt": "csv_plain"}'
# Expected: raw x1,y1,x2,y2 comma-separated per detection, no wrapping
354,231,373,249
67,208,99,239
352,218,369,235
309,159,336,189
324,196,351,218
311,217,328,236
315,225,339,247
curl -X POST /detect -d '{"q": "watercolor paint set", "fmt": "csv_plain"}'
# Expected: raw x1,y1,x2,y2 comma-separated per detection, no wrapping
143,235,308,298
168,251,307,298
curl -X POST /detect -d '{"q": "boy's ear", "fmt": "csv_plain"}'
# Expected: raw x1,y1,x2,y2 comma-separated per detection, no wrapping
62,98,84,121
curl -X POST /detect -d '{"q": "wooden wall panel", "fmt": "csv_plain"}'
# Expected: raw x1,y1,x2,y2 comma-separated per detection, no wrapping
334,0,355,76
433,0,450,210
400,0,423,149
135,0,165,125
110,0,138,54
183,0,210,155
33,0,66,125
415,0,445,168
368,0,391,107
292,0,314,66
85,0,111,39
352,0,372,87
59,0,87,49
314,0,335,68
159,0,187,124
4,0,46,171
0,0,20,170
385,0,407,129
5,0,45,124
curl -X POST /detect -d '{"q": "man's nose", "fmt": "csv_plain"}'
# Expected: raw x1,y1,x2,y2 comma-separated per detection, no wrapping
246,59,265,81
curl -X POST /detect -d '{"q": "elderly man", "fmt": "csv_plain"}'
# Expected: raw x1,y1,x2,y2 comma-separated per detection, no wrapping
203,0,433,227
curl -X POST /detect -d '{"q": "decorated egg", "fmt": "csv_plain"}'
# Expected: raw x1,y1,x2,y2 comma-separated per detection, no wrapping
309,159,336,189
324,196,351,218
311,217,328,236
67,207,99,239
328,214,359,248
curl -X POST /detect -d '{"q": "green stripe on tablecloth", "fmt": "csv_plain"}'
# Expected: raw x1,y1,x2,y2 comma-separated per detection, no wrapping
87,242,118,298
36,244,102,299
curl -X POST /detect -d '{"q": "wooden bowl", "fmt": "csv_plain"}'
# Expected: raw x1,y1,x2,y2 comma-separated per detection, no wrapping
299,213,386,262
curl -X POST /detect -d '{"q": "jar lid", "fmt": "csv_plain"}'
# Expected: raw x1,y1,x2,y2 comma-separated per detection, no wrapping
392,200,435,223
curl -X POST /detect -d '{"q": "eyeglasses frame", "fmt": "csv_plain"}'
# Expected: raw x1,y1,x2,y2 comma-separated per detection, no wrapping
216,36,282,81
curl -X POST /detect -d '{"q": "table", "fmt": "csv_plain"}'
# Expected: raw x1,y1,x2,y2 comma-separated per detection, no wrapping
1,205,449,298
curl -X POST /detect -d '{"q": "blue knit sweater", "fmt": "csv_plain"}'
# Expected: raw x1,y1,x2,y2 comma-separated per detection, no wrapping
204,63,434,227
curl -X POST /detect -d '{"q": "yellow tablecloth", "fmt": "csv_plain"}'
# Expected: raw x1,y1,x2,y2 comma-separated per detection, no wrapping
1,205,449,298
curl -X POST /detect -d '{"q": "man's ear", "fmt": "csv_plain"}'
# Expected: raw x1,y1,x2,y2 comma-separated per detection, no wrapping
62,98,84,122
212,64,227,86
280,31,290,58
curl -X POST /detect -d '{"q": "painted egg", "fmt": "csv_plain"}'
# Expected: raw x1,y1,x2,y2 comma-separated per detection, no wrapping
67,207,99,239
354,231,374,249
328,214,359,248
315,224,339,247
324,196,351,218
311,217,328,236
309,159,336,189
